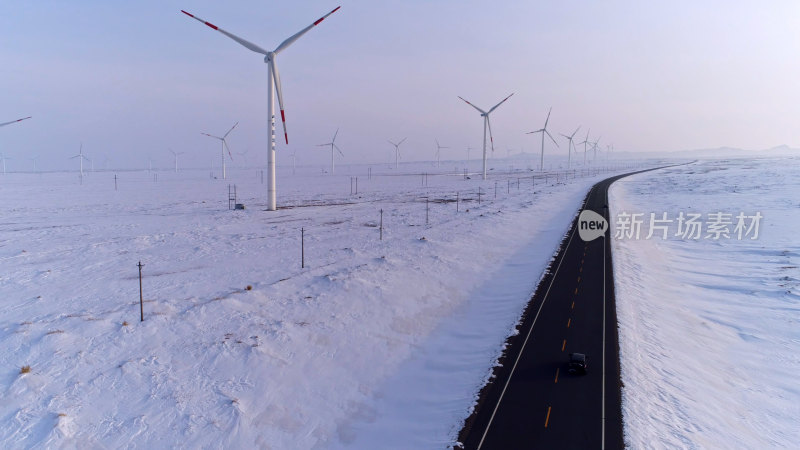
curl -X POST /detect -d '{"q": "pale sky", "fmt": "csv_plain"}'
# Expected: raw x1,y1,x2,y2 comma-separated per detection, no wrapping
2,1,799,171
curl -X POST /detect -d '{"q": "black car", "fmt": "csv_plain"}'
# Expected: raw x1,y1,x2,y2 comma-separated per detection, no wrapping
568,352,588,375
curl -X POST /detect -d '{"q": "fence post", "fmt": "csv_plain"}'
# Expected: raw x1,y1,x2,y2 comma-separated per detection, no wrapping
301,228,305,268
379,209,383,240
137,261,144,322
456,192,459,212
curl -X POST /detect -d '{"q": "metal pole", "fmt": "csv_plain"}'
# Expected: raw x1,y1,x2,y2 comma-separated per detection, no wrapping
267,58,277,210
301,227,305,268
114,174,117,191
379,209,383,240
426,197,429,225
456,192,459,212
137,261,144,322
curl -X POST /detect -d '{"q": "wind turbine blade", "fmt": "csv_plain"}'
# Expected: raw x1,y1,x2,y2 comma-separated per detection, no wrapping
488,93,514,114
223,122,239,139
334,144,344,157
274,6,341,54
0,116,32,128
458,96,487,114
546,130,559,147
398,137,407,146
270,61,289,144
571,125,581,139
526,129,544,135
332,128,339,143
543,107,552,128
202,132,222,139
181,10,269,55
316,143,329,147
387,140,396,146
224,140,234,160
486,117,495,152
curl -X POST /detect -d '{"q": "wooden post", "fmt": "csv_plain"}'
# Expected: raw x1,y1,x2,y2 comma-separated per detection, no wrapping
114,174,118,191
456,192,459,212
425,197,429,225
137,261,144,322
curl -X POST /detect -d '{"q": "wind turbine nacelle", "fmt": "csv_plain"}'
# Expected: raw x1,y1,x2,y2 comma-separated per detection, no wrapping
264,53,275,63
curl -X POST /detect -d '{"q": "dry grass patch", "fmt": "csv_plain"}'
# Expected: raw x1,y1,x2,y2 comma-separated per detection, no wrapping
20,365,31,374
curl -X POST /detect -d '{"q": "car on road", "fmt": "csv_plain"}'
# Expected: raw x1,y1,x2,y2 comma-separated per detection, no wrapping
568,352,588,375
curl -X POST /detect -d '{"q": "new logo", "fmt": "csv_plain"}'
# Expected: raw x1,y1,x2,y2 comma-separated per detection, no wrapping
578,210,608,242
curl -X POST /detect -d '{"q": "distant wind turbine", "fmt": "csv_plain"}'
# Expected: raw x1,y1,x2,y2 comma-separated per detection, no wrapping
29,155,39,172
0,116,31,128
202,122,238,179
318,128,343,174
387,137,407,169
169,149,185,173
0,153,10,174
458,93,514,180
181,6,341,211
559,126,581,169
526,107,558,171
70,144,88,177
434,139,448,167
592,136,602,163
578,129,591,165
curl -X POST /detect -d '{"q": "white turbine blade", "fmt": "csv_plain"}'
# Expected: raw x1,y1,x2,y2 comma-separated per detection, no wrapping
317,143,330,147
223,121,239,139
571,125,581,139
181,10,269,55
458,96,487,114
332,128,339,143
487,116,496,152
202,133,222,140
387,140,396,147
334,143,344,157
223,140,234,160
270,61,289,144
398,137,407,146
526,128,544,135
274,6,341,54
488,93,514,114
0,116,31,128
546,130,559,147
543,107,552,129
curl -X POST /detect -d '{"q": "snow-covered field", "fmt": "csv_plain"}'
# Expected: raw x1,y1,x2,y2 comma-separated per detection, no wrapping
1,160,640,448
610,158,800,448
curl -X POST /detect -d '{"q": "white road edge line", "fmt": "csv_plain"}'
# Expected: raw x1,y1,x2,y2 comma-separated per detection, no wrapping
602,189,607,450
476,187,593,449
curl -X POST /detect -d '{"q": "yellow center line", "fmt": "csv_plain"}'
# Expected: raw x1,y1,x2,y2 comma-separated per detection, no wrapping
577,276,581,283
554,367,560,383
567,318,571,328
574,287,578,295
571,301,575,310
561,339,566,351
545,406,552,428
580,266,583,273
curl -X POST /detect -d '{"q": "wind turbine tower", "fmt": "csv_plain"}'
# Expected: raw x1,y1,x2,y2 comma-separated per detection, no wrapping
458,93,514,180
434,139,448,168
70,144,88,177
170,149,185,173
559,126,581,169
182,6,341,211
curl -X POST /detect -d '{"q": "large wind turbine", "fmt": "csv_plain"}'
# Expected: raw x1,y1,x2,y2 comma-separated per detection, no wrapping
434,139,448,168
458,93,514,180
559,126,581,169
70,143,88,177
169,149,185,173
0,116,31,128
317,128,343,174
526,107,558,171
182,6,341,211
202,122,238,179
387,137,407,170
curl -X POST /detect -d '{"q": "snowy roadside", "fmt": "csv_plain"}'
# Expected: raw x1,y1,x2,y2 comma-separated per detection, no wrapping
609,158,800,448
2,162,643,448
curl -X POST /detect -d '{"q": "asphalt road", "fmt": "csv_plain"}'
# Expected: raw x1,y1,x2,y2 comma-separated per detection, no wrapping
457,169,665,450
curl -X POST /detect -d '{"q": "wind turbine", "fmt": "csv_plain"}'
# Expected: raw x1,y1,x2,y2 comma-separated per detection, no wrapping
458,93,514,180
0,116,31,128
291,149,297,175
169,149,185,173
434,139,448,167
578,129,591,165
559,126,581,169
182,6,341,211
317,128,343,174
0,153,10,174
29,155,38,172
592,136,602,163
202,122,238,179
70,143,88,177
387,137,407,170
526,107,558,171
